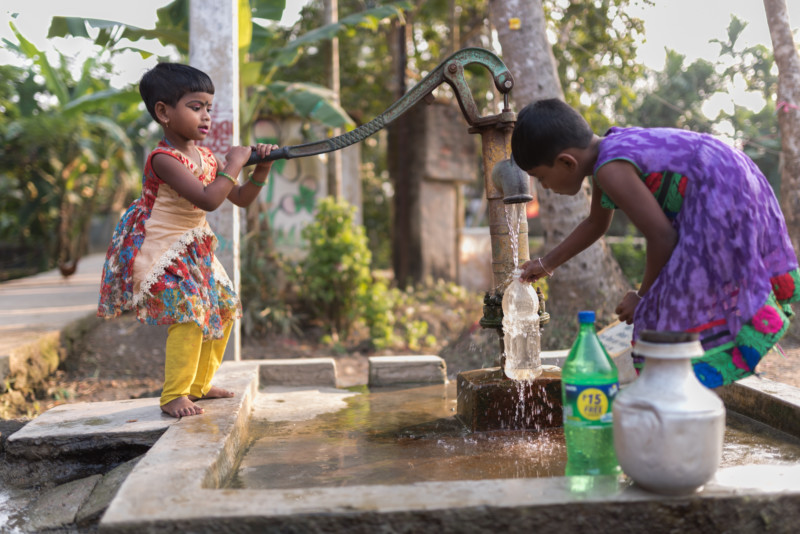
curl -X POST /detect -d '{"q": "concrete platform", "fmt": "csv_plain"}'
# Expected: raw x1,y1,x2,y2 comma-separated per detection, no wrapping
6,398,176,460
368,355,447,386
4,355,800,532
95,361,800,533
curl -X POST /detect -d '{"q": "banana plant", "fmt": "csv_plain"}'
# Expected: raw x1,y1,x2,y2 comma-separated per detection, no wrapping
0,23,140,275
46,0,410,138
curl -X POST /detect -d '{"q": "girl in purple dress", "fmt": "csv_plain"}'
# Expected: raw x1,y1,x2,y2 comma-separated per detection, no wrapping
512,98,799,388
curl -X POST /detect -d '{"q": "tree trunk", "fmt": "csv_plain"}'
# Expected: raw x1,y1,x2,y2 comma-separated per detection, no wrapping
488,0,629,333
388,18,419,287
324,0,343,199
764,0,800,256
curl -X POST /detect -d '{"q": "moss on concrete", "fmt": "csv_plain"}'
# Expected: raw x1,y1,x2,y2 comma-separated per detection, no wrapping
0,314,96,419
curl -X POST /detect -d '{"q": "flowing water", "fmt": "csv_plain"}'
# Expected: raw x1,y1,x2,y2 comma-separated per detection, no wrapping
228,383,800,490
503,203,525,286
502,203,541,381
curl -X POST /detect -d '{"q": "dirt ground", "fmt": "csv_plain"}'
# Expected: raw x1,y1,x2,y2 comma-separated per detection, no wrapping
42,309,499,410
40,312,800,411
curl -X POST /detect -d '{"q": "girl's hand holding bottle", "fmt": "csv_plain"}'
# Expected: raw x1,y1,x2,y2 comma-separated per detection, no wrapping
518,257,553,283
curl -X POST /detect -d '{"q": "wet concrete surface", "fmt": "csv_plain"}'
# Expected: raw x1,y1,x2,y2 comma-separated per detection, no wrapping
3,358,800,532
4,258,800,531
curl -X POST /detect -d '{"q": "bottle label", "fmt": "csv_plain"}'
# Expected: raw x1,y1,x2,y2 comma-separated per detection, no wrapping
563,382,619,426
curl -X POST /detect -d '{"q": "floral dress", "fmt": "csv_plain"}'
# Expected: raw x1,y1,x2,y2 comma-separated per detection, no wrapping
98,140,241,340
594,127,800,388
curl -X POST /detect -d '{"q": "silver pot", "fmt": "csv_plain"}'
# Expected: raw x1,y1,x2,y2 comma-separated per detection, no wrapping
613,331,725,495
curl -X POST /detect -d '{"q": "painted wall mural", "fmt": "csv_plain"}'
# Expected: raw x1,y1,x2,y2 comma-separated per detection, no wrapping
252,117,360,258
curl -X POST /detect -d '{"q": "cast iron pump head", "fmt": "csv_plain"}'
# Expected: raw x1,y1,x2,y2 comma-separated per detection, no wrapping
491,158,533,204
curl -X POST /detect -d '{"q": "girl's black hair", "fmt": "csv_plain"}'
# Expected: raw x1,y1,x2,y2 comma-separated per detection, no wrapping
511,98,595,171
139,63,215,123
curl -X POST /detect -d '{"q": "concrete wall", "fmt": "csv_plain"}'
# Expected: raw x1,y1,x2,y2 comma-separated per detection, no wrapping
390,100,478,285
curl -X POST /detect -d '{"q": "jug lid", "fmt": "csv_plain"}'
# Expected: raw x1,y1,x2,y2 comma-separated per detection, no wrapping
639,330,699,344
634,330,704,360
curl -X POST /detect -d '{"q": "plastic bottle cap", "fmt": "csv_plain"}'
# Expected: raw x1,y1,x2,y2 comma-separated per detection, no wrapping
578,310,595,323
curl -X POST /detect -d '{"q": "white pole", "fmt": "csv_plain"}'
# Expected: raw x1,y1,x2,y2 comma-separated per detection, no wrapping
190,0,241,360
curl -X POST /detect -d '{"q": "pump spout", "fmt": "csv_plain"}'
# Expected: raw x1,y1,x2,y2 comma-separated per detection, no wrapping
491,158,533,204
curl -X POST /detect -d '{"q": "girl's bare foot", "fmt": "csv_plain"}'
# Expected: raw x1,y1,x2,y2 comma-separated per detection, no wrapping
188,385,235,401
161,396,204,418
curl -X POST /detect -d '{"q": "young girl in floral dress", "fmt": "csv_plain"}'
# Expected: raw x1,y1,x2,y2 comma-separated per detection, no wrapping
512,98,799,388
98,63,278,417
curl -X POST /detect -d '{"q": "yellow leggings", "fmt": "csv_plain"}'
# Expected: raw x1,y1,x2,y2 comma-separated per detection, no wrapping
161,321,232,406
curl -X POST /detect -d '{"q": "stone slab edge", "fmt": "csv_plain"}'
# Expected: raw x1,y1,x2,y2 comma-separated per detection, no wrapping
99,467,800,533
368,355,447,387
99,361,800,533
256,358,338,387
717,376,800,439
100,361,260,530
5,397,175,460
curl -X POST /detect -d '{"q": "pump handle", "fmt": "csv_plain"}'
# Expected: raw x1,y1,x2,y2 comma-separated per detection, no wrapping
245,47,514,166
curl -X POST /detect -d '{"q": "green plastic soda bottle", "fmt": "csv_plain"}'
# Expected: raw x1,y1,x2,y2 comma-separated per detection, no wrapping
561,310,621,476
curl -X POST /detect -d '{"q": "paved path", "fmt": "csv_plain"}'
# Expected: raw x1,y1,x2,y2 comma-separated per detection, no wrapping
0,254,105,356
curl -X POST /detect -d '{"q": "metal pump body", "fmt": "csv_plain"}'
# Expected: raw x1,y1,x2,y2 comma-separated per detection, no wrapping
246,47,545,368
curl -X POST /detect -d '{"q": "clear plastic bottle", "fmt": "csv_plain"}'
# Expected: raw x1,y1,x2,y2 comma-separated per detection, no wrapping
502,269,542,380
562,310,621,476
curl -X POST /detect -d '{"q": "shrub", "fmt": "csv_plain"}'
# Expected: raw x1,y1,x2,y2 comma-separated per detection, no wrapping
609,236,646,287
299,197,373,338
240,231,302,338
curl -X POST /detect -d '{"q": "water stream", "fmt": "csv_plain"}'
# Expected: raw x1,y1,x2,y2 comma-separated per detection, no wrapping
229,383,800,490
502,202,541,381
503,203,525,288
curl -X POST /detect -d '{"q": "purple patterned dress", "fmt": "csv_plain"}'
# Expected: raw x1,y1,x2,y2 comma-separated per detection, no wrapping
594,127,800,388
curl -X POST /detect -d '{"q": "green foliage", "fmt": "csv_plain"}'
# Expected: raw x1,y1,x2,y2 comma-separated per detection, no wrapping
240,231,302,337
546,0,650,132
616,50,721,132
45,0,406,141
0,23,141,276
359,276,397,349
284,198,456,352
609,237,646,288
298,196,373,337
616,15,782,191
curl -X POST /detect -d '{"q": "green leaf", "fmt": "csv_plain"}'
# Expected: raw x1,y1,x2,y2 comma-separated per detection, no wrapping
251,0,286,21
62,88,141,114
239,0,253,52
84,115,134,150
48,16,188,54
47,16,93,39
10,22,69,105
270,82,354,129
277,3,408,60
240,61,264,87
